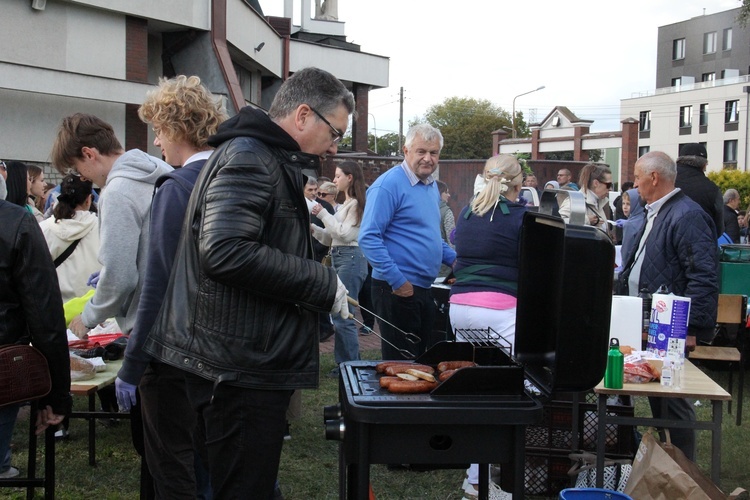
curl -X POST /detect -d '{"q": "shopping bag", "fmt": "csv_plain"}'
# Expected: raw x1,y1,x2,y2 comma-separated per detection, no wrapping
568,451,632,492
624,429,726,500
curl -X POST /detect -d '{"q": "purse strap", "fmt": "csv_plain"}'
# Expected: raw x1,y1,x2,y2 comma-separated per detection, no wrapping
54,238,82,268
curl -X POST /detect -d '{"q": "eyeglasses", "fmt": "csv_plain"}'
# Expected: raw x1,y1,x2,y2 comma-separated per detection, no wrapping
317,192,332,198
0,160,6,172
309,106,344,144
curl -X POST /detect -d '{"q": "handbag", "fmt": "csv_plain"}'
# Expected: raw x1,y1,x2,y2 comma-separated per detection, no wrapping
321,248,332,267
568,451,632,492
0,344,52,408
624,429,726,500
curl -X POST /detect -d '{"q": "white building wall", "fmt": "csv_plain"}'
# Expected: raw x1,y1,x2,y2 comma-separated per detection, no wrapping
289,40,389,88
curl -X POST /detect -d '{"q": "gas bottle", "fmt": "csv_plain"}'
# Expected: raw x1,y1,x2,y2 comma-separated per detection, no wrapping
604,337,624,389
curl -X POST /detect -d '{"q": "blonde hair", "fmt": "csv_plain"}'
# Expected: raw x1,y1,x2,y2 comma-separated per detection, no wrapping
138,75,228,149
471,155,523,216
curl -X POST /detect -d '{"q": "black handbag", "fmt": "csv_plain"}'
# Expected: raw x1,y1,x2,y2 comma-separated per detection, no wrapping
0,345,52,407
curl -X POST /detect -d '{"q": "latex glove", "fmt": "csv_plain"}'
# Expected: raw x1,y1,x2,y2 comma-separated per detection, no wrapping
87,270,101,288
330,276,349,320
115,377,138,412
614,219,627,227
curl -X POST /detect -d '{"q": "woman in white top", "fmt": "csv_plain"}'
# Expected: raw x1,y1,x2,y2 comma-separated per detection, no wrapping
39,174,101,303
557,162,613,235
311,162,367,371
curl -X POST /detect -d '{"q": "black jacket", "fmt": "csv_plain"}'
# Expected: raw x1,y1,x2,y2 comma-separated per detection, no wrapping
0,200,72,415
674,160,723,237
723,204,741,243
144,107,338,390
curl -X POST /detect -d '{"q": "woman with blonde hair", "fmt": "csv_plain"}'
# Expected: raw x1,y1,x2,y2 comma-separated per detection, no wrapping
317,180,340,211
558,162,613,232
449,154,526,498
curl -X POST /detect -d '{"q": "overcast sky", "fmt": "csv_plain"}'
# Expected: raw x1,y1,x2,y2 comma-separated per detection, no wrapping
262,0,741,135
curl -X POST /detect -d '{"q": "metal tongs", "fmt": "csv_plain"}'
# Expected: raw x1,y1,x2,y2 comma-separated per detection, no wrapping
345,296,421,359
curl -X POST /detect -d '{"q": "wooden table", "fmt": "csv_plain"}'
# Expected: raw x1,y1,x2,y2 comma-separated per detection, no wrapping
70,359,128,466
593,360,731,488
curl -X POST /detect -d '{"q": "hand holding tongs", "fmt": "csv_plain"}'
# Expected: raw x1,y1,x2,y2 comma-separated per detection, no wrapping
346,297,420,344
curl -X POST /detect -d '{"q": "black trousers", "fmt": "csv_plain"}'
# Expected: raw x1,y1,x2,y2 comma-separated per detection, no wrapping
371,279,437,360
184,372,292,500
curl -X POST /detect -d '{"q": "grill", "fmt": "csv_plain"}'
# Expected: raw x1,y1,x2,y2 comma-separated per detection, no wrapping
324,211,616,499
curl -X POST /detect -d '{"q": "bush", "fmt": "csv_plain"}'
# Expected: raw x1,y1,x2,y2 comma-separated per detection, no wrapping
707,170,750,208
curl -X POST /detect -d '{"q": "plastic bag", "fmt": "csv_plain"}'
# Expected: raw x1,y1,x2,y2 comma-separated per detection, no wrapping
624,359,660,383
70,352,96,381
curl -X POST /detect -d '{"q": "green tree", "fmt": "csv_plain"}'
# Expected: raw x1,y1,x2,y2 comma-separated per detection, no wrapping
708,169,750,208
369,132,402,156
738,0,750,27
413,97,516,160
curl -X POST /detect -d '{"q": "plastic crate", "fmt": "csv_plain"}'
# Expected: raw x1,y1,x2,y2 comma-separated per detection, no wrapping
525,394,635,457
523,449,572,497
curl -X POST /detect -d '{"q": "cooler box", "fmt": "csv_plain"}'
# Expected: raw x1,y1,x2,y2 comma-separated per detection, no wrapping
719,244,750,296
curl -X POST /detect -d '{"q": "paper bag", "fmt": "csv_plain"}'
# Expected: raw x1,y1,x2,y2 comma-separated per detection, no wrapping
624,430,726,500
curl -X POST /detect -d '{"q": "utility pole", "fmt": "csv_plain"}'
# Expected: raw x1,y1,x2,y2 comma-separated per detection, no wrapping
398,86,404,153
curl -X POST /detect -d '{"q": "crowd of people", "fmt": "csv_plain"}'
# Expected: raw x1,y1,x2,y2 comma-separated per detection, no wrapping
0,64,746,499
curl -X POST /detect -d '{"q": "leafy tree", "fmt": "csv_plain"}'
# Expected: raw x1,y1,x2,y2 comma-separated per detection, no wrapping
369,132,402,156
413,97,517,160
708,169,750,208
738,0,750,27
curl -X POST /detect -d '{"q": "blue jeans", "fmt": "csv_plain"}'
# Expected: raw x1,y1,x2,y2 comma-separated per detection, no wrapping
331,246,368,364
0,404,19,473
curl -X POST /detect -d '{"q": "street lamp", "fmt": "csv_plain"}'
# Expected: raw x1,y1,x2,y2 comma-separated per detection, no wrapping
368,113,378,154
512,85,545,138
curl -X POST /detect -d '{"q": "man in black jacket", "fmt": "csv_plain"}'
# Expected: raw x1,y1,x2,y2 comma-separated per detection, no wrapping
144,67,353,498
674,143,723,238
723,188,741,243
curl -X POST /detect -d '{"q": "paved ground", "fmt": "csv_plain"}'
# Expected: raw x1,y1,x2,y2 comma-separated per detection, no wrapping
318,308,381,355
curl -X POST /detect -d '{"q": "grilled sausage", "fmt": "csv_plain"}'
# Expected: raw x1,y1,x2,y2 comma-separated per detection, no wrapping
438,369,456,382
437,361,476,372
375,361,412,373
387,379,438,394
384,364,435,376
379,376,400,389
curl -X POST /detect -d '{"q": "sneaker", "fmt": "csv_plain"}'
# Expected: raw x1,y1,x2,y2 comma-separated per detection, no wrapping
0,467,20,479
283,422,291,441
463,480,511,500
359,326,374,336
327,367,340,379
54,428,69,440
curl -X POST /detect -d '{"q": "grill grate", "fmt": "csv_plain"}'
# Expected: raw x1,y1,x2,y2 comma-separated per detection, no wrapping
453,327,513,357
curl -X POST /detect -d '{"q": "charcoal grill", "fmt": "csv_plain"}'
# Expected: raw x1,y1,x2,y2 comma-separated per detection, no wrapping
324,212,616,499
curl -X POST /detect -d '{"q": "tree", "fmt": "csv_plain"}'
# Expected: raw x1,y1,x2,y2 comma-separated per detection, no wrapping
369,132,403,156
413,97,516,160
738,0,750,27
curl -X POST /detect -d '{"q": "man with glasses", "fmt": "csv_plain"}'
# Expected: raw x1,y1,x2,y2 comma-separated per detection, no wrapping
143,67,353,498
557,168,579,191
50,114,172,341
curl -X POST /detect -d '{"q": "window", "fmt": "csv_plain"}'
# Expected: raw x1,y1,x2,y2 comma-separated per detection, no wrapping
702,72,715,82
672,77,682,87
700,104,709,126
723,28,732,51
680,106,693,127
703,32,717,54
724,140,738,163
725,100,739,123
638,146,650,157
639,111,651,132
673,38,686,60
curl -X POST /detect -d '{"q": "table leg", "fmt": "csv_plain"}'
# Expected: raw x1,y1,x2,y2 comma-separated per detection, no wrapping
711,400,722,486
595,393,606,488
513,425,525,498
44,426,55,500
88,393,96,466
478,463,489,500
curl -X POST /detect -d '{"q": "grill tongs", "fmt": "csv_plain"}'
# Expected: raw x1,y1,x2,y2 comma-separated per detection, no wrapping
345,296,420,359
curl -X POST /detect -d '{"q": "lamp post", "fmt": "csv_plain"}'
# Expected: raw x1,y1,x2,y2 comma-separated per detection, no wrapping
368,112,377,154
512,85,545,139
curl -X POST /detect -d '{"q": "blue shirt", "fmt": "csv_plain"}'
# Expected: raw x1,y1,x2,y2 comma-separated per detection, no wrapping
359,162,456,289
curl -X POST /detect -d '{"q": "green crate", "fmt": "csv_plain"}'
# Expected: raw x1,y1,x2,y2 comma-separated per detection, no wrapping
719,261,750,295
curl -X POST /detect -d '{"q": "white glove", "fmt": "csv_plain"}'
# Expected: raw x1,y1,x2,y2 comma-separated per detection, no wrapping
330,276,350,320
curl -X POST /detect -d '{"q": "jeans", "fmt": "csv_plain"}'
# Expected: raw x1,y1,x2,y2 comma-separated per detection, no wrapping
140,362,211,499
184,372,292,500
0,404,19,473
371,279,437,360
331,246,368,364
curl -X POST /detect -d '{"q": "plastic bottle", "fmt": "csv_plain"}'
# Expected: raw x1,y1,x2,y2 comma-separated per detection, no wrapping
604,338,624,389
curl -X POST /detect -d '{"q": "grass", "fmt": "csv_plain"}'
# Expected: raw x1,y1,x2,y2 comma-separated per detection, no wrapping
1,351,748,499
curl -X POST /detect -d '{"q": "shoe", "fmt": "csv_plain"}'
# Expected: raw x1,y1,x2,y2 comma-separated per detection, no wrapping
283,422,291,441
0,467,19,479
320,329,334,342
54,428,69,440
359,326,374,336
271,479,284,500
327,367,340,379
